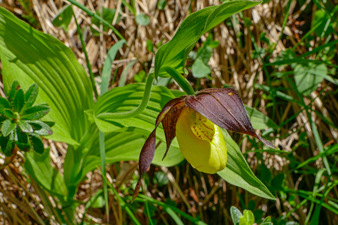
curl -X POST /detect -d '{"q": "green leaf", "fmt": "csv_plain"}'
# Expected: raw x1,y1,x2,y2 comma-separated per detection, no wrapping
217,129,275,200
230,206,243,225
3,139,14,156
8,80,19,102
135,13,150,26
82,130,184,178
16,130,30,151
239,210,255,225
0,7,94,145
147,39,154,52
0,97,11,114
101,40,126,95
18,120,33,132
23,83,39,109
13,89,24,113
118,60,137,87
21,104,50,120
157,0,167,10
313,10,334,37
93,83,180,146
245,106,278,130
30,134,44,154
3,109,13,118
155,0,261,78
52,4,73,32
25,148,68,197
191,58,211,78
91,7,121,36
153,171,169,186
27,120,53,136
1,119,16,136
0,135,8,151
294,63,327,96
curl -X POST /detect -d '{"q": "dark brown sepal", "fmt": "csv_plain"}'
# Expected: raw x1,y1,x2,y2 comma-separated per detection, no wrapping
133,96,186,200
161,100,185,160
185,88,274,149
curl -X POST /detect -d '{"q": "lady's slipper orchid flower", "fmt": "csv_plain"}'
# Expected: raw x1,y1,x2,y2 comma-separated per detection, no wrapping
133,88,274,199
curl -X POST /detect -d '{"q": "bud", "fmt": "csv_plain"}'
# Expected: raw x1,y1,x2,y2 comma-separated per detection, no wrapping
176,107,227,174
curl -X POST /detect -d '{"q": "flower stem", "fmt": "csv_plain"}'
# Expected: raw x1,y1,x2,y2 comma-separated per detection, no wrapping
163,67,195,95
97,73,154,119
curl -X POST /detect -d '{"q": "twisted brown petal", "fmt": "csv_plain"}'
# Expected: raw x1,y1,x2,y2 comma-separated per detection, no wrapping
185,88,274,149
132,97,185,201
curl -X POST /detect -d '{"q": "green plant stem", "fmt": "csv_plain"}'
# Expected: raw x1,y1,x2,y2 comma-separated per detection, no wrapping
72,10,98,99
163,67,195,95
67,0,125,42
97,73,154,119
99,131,109,221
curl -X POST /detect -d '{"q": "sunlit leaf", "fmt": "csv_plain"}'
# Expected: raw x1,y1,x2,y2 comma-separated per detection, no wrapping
218,129,275,200
155,0,261,78
0,7,94,145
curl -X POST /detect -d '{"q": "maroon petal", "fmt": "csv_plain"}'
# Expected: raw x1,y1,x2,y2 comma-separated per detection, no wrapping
133,129,156,201
185,88,274,148
133,96,185,201
161,100,186,160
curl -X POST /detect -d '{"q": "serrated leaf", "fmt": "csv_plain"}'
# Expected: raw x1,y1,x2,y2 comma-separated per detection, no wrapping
3,109,13,118
17,120,33,132
0,135,9,152
8,80,19,102
30,135,44,154
1,119,16,136
4,139,13,156
230,206,243,225
155,0,261,78
21,104,50,120
0,7,94,145
0,97,11,114
28,120,53,136
13,89,24,112
135,13,150,26
218,129,275,200
52,4,73,32
16,130,30,151
24,83,39,109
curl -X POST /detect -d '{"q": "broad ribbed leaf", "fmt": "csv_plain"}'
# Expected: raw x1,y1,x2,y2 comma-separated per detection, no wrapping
25,149,68,197
0,7,94,145
218,129,275,200
93,83,182,148
185,88,274,148
82,129,185,183
155,0,261,77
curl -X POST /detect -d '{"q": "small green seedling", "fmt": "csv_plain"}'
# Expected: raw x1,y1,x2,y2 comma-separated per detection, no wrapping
0,81,54,157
